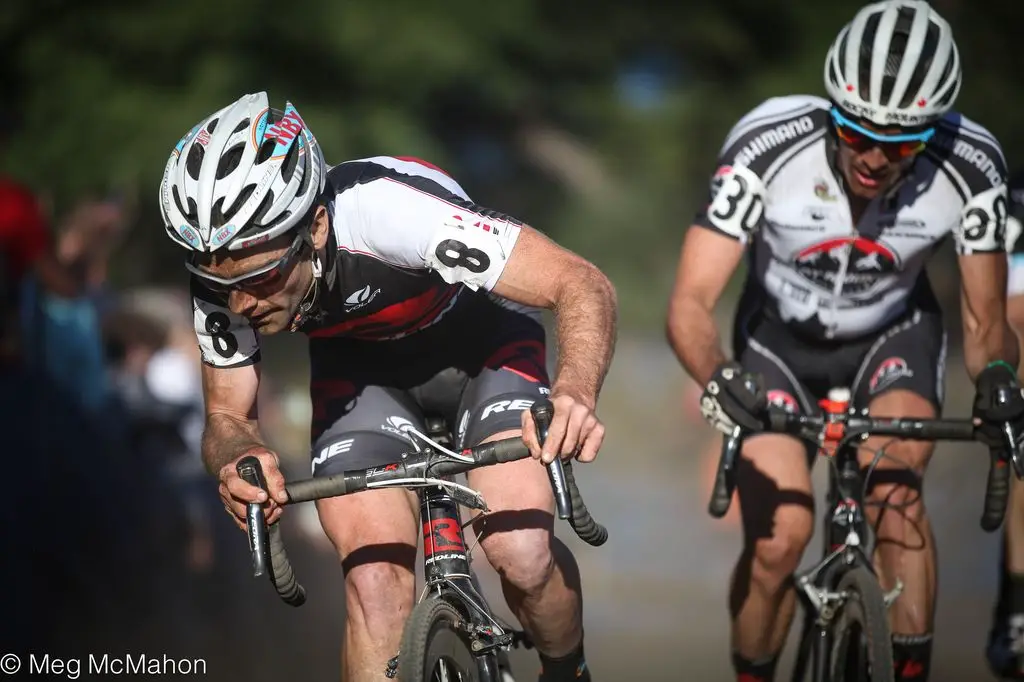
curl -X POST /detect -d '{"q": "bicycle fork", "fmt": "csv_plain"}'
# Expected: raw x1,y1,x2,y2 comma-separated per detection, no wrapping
791,494,903,681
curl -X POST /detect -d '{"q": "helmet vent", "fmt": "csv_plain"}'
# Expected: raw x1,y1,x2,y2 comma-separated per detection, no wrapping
216,143,245,180
185,144,204,181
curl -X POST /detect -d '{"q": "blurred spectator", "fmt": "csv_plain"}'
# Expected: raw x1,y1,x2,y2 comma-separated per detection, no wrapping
107,287,216,572
0,176,78,369
20,196,127,411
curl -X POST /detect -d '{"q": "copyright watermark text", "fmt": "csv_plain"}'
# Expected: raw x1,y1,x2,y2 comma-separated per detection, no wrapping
0,653,207,678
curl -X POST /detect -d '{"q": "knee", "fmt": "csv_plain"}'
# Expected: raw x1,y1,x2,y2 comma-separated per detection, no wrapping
864,447,930,527
481,528,555,597
867,477,927,529
344,561,415,631
749,521,812,589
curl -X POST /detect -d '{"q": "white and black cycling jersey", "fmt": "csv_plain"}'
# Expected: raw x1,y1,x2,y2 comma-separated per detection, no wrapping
1006,179,1024,296
695,95,1009,340
191,156,523,368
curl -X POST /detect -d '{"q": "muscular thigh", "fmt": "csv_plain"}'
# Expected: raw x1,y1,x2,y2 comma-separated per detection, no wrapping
458,295,553,533
734,326,817,538
850,309,946,414
308,371,428,566
850,309,945,474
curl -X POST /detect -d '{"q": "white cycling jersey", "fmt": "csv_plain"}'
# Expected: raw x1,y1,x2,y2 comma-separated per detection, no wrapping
191,156,523,368
1007,184,1024,296
696,95,1009,340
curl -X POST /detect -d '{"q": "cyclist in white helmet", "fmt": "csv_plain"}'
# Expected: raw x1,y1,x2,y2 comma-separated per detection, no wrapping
159,92,617,682
988,172,1024,680
667,2,1018,681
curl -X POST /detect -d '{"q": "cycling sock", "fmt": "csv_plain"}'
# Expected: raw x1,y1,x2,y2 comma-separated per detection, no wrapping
730,651,778,682
538,639,590,682
1007,573,1024,616
892,633,932,682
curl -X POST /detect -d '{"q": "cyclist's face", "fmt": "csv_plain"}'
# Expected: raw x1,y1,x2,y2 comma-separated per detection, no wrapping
194,206,330,334
832,109,932,201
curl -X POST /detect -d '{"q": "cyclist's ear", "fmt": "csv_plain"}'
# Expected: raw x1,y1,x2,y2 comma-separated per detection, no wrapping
310,204,330,250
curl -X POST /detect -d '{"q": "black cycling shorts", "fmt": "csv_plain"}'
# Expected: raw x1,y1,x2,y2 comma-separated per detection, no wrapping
733,292,947,436
308,290,550,477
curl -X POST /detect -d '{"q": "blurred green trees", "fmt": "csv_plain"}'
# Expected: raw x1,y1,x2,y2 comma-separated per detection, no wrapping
3,0,1021,328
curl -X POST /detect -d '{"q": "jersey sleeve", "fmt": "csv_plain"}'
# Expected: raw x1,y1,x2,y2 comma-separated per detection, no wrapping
936,119,1011,256
341,176,523,291
190,276,261,368
692,96,827,243
693,164,768,243
1005,181,1024,254
953,184,1009,255
1006,181,1024,296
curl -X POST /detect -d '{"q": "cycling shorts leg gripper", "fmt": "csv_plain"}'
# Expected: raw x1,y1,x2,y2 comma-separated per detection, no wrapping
310,385,426,477
738,335,817,464
456,341,551,448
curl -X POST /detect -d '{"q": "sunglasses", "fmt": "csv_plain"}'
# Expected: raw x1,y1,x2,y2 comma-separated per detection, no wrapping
186,232,307,294
830,108,935,159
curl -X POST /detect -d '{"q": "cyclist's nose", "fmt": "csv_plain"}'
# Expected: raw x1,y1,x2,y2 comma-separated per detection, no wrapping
861,146,891,171
228,288,259,317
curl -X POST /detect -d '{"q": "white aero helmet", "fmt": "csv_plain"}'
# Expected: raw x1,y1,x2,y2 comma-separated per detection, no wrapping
824,0,961,128
159,92,326,253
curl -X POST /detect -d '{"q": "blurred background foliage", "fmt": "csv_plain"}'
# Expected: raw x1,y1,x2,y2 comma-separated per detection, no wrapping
3,0,1022,328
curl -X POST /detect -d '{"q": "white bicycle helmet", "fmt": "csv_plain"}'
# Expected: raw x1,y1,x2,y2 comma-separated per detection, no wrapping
824,0,961,128
159,92,326,253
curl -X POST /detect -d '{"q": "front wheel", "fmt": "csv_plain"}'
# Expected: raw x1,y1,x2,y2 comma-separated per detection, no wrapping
398,599,482,682
830,567,894,682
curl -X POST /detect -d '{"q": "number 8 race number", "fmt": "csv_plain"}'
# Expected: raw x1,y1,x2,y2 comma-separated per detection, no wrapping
434,239,491,274
205,311,239,359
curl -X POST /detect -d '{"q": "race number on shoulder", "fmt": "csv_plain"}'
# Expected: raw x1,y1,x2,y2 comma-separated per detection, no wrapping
706,164,766,240
425,214,521,290
955,184,1009,255
192,297,260,368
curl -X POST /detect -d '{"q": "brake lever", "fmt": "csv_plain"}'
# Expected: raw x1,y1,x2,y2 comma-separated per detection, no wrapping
1002,421,1024,479
237,456,270,578
531,400,572,520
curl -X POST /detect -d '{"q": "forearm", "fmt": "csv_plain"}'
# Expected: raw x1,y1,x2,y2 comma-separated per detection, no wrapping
201,412,266,476
549,264,618,405
964,322,1019,380
666,295,727,386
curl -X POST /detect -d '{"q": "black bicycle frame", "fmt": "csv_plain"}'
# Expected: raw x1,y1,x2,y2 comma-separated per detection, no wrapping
387,417,516,680
791,438,876,682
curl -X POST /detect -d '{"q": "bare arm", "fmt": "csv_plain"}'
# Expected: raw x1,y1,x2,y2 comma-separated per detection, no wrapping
200,361,264,475
959,252,1019,380
666,226,746,386
490,225,617,406
1008,294,1024,380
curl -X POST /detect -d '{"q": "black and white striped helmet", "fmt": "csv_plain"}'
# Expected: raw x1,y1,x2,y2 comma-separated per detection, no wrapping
159,92,326,253
824,0,961,128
